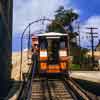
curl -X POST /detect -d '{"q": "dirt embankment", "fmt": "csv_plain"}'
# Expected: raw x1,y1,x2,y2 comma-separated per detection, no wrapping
11,51,32,81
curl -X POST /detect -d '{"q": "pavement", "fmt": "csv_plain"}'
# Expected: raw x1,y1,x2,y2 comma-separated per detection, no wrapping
70,71,100,83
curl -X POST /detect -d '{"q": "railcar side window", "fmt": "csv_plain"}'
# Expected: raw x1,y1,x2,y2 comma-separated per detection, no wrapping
40,38,47,49
60,42,65,49
60,37,68,49
40,42,45,49
59,37,68,57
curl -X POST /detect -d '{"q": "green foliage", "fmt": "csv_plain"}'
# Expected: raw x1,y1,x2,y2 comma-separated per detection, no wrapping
47,6,79,35
72,48,89,65
55,6,78,26
70,64,80,70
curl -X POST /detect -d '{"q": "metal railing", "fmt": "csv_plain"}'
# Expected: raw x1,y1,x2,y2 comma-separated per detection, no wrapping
26,57,37,100
18,56,37,100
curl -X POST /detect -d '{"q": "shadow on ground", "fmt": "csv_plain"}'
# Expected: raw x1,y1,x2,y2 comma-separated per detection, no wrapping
73,78,100,96
7,79,23,99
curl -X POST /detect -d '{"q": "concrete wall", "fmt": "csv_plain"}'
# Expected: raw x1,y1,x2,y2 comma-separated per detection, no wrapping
0,0,13,97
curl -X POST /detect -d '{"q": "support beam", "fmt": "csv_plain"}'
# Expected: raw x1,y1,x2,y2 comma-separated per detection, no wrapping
0,0,13,97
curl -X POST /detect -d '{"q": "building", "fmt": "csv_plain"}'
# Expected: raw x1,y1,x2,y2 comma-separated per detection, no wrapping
87,40,100,59
0,0,13,97
86,40,100,70
95,40,100,51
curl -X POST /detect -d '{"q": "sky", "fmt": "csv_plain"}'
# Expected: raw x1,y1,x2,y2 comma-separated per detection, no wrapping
13,0,100,51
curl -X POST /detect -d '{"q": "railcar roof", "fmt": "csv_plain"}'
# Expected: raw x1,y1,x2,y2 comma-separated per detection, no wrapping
37,32,68,37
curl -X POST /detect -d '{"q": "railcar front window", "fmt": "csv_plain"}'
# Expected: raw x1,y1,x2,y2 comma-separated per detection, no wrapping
48,39,59,64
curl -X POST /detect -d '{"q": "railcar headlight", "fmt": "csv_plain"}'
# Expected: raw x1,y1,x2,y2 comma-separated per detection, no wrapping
40,50,47,57
59,50,67,57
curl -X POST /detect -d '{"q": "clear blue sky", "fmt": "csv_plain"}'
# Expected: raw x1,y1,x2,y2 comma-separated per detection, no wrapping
71,0,100,21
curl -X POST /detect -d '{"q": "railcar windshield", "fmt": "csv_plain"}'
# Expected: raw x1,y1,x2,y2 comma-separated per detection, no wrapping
48,39,59,64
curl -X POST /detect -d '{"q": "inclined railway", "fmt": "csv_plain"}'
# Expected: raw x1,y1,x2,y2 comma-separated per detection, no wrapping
30,78,75,100
18,19,98,100
18,75,93,100
18,32,96,100
30,77,94,100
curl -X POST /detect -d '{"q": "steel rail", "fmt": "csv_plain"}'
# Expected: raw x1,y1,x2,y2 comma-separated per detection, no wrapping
30,78,75,100
64,78,97,100
68,78,98,100
19,75,97,100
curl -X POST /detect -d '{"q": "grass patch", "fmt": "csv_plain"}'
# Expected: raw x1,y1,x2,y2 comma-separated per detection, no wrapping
70,64,80,70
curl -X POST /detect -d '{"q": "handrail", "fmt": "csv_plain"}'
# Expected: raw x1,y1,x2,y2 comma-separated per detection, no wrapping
18,55,37,100
26,56,37,99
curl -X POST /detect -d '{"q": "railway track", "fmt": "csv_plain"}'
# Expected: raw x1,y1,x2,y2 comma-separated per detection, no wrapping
30,78,88,100
46,79,75,100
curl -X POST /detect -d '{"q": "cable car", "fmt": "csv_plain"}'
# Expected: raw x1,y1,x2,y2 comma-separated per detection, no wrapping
32,32,70,76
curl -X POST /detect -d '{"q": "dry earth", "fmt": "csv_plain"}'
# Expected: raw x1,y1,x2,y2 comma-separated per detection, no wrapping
12,51,32,81
7,51,32,100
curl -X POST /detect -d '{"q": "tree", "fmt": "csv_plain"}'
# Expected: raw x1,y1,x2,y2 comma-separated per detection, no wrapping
47,6,79,40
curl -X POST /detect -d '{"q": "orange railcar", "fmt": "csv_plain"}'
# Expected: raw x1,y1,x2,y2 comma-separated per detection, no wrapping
32,32,70,76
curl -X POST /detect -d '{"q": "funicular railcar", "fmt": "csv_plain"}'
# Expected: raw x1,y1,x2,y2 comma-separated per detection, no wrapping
32,32,70,76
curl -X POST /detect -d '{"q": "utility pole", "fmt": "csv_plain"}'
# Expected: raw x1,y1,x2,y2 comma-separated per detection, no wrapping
76,22,82,67
77,22,81,47
86,27,98,68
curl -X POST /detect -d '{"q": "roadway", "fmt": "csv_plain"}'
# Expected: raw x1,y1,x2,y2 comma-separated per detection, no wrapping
70,71,100,83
